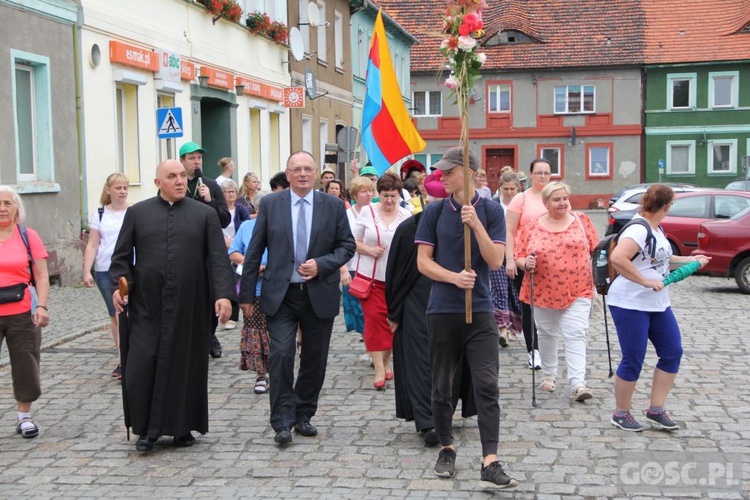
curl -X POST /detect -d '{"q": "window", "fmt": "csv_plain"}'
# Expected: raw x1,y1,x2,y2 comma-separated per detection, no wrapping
669,195,709,218
301,115,312,154
319,119,328,167
714,194,750,219
667,73,696,109
708,140,737,175
157,93,176,163
334,11,343,70
709,71,739,108
488,84,511,113
242,0,286,22
249,108,262,170
586,144,611,178
413,91,441,116
666,140,695,175
115,83,141,183
298,0,310,53
413,153,444,170
316,1,327,63
358,28,366,77
539,146,562,177
269,111,280,177
554,85,595,114
11,51,54,187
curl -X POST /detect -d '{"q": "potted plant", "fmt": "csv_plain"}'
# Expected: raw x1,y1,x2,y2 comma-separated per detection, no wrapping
267,20,289,46
197,0,242,23
245,10,271,33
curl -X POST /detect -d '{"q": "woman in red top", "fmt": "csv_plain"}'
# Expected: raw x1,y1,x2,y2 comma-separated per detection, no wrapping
515,182,599,402
0,186,50,438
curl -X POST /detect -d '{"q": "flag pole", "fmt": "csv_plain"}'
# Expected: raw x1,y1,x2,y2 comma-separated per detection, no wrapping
457,64,472,324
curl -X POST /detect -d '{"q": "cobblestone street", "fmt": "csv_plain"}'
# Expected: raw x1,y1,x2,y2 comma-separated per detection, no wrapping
0,272,747,498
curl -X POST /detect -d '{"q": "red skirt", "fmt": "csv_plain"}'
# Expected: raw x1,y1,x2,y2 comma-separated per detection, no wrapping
359,279,393,351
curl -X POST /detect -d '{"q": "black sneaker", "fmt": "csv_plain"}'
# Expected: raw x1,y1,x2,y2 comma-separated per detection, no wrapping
422,428,439,447
611,412,644,432
645,410,679,431
434,448,456,478
480,461,519,489
209,335,222,358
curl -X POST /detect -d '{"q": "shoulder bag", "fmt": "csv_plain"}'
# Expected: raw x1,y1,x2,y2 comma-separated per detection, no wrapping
348,205,380,300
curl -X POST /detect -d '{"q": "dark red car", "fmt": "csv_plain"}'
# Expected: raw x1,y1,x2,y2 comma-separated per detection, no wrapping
693,206,750,294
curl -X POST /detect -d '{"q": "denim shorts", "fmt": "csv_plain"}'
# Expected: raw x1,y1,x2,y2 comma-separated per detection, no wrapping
95,271,116,317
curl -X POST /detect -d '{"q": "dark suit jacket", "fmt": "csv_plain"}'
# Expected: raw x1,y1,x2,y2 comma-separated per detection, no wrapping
239,189,355,319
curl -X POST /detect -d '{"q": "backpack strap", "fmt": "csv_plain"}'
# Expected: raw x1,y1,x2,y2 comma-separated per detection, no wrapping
616,218,657,261
17,224,36,288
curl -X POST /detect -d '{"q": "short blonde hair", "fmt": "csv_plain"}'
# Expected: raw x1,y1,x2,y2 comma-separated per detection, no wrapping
541,181,572,203
218,157,234,172
0,185,26,223
348,176,374,199
99,173,129,206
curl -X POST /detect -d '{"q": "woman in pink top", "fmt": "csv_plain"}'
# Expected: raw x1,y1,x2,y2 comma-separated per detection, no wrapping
504,158,553,369
0,186,50,439
515,182,599,402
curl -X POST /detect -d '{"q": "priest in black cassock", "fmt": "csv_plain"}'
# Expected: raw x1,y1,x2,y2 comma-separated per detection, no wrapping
110,159,236,453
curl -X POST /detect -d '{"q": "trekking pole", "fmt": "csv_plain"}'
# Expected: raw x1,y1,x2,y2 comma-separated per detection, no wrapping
528,254,537,407
602,295,613,378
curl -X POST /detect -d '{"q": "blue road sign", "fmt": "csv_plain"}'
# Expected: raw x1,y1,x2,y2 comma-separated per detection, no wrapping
157,107,183,139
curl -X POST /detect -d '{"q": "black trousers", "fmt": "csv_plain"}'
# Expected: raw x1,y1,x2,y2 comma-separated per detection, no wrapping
514,269,538,353
265,287,334,431
428,312,500,457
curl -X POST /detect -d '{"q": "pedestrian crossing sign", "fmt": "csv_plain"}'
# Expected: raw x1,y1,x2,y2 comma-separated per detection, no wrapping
156,107,183,139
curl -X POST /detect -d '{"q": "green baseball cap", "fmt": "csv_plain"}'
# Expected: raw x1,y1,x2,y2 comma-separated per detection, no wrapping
179,141,206,157
360,166,378,177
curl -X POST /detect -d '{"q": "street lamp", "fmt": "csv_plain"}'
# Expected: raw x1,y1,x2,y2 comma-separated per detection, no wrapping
198,75,209,88
235,83,245,95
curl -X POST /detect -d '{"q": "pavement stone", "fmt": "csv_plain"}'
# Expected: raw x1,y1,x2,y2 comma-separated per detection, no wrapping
0,211,748,498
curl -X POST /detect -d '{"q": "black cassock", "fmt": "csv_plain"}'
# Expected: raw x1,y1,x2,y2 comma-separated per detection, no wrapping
385,212,476,433
109,195,236,439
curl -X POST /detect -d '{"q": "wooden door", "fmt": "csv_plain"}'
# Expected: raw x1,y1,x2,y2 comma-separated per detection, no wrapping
486,149,515,194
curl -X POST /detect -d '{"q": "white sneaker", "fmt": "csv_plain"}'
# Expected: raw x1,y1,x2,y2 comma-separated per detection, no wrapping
528,350,541,370
224,320,236,330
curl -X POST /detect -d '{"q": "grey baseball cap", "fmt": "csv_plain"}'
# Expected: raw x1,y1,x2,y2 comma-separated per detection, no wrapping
431,147,479,171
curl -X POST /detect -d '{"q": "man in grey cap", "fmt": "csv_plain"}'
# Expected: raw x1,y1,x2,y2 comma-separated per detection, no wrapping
414,146,518,489
179,141,231,358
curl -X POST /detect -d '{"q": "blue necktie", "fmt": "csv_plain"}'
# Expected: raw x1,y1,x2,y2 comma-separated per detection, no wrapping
295,199,308,269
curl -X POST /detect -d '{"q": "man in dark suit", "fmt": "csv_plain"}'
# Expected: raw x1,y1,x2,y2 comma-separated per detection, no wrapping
239,151,355,445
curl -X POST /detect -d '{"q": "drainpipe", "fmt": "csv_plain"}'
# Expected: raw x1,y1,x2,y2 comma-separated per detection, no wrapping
72,4,89,231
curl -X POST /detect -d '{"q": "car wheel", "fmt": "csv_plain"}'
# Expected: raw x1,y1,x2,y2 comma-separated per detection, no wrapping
735,257,750,294
669,241,680,256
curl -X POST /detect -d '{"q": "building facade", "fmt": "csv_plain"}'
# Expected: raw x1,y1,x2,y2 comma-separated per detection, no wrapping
0,0,82,283
79,0,292,216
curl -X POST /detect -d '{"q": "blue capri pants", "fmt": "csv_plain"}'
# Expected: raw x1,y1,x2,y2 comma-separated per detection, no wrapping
608,306,683,382
95,271,116,317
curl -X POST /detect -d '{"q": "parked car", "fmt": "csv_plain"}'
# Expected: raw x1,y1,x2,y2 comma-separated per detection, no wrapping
725,180,750,191
609,182,698,207
608,184,703,213
605,190,750,255
693,206,750,294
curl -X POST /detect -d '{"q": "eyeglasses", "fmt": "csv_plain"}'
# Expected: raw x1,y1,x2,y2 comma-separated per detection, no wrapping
223,190,237,194
288,167,315,174
532,172,551,177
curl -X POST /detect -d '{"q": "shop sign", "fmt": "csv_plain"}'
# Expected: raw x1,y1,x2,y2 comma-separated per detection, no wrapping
155,49,181,82
199,66,234,90
109,40,159,72
181,61,195,81
283,87,305,108
235,76,284,102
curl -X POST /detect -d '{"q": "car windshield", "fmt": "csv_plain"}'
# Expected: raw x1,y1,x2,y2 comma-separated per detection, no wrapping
731,206,750,220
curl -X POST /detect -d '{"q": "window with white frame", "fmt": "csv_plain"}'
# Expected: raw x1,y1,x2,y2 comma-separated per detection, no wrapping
317,1,327,62
302,115,312,154
554,85,595,114
242,0,285,22
298,0,310,53
269,111,280,176
334,11,343,70
115,83,141,183
413,91,441,116
319,119,328,167
488,84,511,113
358,28,366,77
157,93,176,163
667,73,696,109
708,139,737,174
12,52,54,185
587,145,610,177
666,140,695,175
249,108,262,170
709,71,739,108
540,147,561,177
413,153,444,170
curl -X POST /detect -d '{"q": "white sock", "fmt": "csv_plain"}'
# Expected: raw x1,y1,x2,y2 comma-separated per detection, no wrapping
17,412,31,422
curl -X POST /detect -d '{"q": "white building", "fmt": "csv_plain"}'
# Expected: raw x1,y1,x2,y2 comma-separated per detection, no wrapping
80,0,294,214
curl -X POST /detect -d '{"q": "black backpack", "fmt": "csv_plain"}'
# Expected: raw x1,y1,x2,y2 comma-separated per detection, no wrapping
592,218,656,295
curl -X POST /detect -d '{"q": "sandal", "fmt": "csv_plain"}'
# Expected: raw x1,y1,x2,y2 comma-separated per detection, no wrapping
17,418,39,439
254,377,268,394
540,376,556,392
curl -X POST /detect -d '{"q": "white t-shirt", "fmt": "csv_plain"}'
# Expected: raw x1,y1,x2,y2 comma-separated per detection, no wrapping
345,205,362,271
222,208,236,239
607,216,672,312
89,206,127,272
215,175,233,188
352,203,411,282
